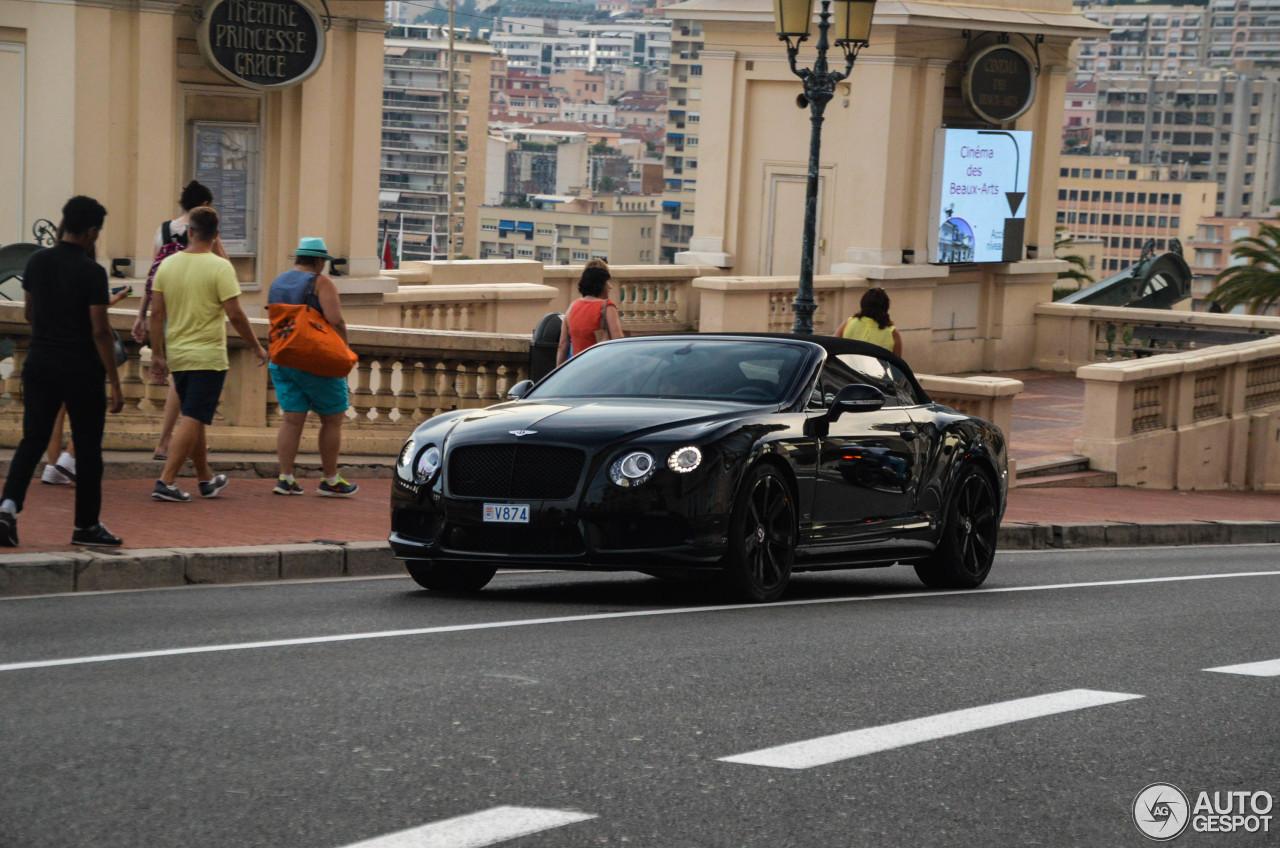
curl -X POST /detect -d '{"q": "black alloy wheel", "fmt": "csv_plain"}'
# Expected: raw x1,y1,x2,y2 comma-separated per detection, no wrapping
914,467,998,589
406,561,498,592
722,465,796,602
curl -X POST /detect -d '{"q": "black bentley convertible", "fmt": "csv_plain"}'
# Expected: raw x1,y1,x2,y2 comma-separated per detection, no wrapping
390,334,1007,601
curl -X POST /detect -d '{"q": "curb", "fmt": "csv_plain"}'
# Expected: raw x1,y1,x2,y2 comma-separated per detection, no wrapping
2,521,1278,598
0,540,402,598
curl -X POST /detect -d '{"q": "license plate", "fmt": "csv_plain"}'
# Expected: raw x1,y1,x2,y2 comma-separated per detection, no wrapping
483,503,529,523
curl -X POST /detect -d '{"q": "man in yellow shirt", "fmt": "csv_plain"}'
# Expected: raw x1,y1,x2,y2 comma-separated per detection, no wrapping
149,207,267,502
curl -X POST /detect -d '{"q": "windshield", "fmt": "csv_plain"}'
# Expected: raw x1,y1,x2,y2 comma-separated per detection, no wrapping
530,339,811,403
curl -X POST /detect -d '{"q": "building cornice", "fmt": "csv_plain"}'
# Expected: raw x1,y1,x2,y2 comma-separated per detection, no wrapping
664,0,1108,39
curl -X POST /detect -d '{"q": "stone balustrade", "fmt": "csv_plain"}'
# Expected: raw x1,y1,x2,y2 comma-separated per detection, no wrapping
0,303,530,456
1033,302,1280,371
917,374,1023,443
1073,337,1280,490
381,260,714,337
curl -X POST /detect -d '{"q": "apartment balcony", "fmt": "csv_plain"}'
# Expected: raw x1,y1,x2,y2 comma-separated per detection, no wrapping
382,163,449,176
383,97,447,113
385,56,445,70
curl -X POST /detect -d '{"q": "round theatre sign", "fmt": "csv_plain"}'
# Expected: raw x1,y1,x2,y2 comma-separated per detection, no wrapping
197,0,326,91
962,44,1036,124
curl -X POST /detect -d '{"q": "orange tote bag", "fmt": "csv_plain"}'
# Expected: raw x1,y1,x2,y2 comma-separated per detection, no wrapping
267,276,358,378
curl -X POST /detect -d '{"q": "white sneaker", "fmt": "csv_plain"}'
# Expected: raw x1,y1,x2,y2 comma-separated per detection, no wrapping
56,452,76,481
41,464,71,485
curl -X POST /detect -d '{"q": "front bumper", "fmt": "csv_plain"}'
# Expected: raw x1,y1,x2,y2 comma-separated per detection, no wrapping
389,476,731,570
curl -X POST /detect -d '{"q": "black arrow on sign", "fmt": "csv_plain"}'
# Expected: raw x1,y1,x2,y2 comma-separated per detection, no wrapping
978,130,1024,215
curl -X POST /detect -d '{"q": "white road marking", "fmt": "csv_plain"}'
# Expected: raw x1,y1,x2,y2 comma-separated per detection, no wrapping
1,570,1276,673
338,806,595,848
719,689,1143,769
1204,658,1280,677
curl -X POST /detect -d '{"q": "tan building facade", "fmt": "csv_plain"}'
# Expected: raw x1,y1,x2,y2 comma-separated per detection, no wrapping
1056,154,1215,275
1186,213,1280,315
382,25,494,262
670,0,1104,374
477,198,659,265
2,0,387,309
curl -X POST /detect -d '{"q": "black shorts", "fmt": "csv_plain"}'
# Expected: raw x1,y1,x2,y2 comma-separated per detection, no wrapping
172,369,227,425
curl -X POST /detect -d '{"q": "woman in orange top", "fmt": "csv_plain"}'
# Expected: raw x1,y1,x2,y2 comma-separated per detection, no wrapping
556,258,624,366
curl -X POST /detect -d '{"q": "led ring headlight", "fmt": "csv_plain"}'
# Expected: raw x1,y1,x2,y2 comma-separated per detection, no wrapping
414,444,442,484
610,450,655,487
668,446,702,473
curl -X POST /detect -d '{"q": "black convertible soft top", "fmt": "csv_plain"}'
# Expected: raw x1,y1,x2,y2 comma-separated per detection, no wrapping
661,332,932,404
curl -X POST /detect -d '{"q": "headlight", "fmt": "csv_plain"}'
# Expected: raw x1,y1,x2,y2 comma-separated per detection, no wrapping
667,446,702,473
414,444,442,484
610,450,655,487
396,438,417,479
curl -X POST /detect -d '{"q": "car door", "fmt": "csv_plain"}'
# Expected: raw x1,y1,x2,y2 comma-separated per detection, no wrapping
809,354,924,546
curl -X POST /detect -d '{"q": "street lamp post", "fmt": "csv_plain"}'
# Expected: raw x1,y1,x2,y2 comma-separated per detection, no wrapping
773,0,876,335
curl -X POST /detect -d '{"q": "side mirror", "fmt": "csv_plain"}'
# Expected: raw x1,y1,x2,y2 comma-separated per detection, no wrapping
506,379,535,400
828,383,885,421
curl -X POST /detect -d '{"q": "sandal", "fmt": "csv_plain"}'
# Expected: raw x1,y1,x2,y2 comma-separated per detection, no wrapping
152,451,167,461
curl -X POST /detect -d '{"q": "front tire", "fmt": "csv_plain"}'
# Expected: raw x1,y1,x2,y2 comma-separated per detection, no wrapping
721,465,796,602
914,467,998,589
406,561,498,592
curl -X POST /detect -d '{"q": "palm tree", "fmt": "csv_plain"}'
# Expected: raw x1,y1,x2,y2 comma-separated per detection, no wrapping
1055,228,1095,289
1206,221,1280,314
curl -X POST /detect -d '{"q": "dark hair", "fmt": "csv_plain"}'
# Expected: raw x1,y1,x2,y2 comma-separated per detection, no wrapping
296,255,326,271
179,181,214,212
59,195,107,237
187,206,220,240
855,287,893,330
578,258,610,297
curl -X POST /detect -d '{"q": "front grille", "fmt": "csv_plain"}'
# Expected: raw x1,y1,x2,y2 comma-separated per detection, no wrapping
447,444,585,499
442,524,585,556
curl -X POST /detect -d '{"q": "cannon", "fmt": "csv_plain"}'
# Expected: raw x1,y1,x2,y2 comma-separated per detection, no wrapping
0,219,57,300
1058,238,1192,310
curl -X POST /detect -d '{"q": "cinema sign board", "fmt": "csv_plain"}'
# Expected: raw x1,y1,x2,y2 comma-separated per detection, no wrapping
197,0,326,91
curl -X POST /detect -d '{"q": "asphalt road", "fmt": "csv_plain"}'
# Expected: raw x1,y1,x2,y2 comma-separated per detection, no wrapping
2,546,1278,848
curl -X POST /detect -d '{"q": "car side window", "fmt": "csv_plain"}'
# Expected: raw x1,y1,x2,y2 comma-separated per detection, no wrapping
884,360,925,406
831,354,903,408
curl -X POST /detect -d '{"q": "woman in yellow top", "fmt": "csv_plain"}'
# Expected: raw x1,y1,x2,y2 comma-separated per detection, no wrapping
836,287,903,357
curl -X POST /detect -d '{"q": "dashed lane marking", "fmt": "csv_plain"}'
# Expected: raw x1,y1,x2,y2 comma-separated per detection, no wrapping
1,570,1277,673
336,806,595,848
719,689,1143,769
1204,658,1280,677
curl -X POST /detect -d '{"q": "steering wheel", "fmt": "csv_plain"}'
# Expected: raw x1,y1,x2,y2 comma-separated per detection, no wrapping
731,384,774,400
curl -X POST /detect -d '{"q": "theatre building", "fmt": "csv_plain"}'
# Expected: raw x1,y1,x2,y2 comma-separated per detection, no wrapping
0,0,387,307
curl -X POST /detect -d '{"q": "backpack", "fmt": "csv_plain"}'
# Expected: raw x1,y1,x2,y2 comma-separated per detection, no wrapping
145,220,187,297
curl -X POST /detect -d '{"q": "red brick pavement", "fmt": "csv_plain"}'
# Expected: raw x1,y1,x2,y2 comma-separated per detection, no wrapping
964,370,1086,465
3,476,391,554
1,473,1274,556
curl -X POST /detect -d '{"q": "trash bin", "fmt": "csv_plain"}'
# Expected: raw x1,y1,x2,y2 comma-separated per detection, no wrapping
529,311,563,382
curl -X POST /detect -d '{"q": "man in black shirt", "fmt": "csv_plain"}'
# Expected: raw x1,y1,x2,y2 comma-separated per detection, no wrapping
0,196,125,547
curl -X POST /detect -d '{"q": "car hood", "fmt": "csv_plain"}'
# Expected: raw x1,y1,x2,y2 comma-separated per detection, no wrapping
441,398,763,446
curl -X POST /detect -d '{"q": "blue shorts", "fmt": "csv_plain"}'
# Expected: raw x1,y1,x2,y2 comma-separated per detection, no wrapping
172,369,227,425
269,363,349,416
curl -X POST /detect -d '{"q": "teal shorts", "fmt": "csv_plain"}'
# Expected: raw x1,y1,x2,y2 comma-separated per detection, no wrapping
269,363,349,416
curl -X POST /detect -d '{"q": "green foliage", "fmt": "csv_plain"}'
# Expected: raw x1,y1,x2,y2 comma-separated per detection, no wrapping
1206,220,1280,314
1052,286,1081,301
1054,228,1095,287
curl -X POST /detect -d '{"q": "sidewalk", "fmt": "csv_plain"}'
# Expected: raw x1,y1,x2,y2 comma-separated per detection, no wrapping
0,452,1276,597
